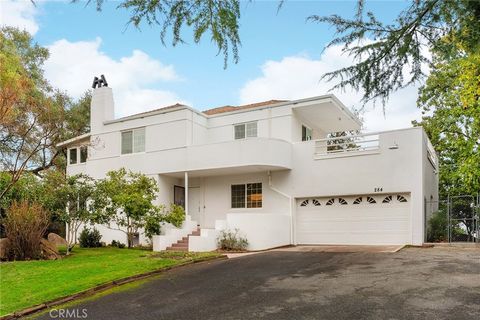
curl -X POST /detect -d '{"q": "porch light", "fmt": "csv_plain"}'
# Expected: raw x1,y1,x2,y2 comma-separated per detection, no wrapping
388,143,399,150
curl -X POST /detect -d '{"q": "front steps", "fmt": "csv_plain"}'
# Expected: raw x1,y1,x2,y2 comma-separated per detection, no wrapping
166,228,200,251
152,215,198,251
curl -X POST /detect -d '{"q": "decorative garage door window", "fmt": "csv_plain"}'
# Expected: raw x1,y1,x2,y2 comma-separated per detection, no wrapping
353,197,362,204
367,196,377,204
298,194,409,207
382,195,393,203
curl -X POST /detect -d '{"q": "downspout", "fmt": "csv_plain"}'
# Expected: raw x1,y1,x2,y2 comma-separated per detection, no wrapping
267,171,294,245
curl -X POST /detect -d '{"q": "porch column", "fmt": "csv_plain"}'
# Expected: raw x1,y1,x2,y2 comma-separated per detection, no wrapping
184,171,189,217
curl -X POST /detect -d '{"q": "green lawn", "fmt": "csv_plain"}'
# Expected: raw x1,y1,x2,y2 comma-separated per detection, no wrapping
0,247,219,316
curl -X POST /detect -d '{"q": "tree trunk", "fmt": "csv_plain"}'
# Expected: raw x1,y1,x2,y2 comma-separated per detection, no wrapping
126,218,132,248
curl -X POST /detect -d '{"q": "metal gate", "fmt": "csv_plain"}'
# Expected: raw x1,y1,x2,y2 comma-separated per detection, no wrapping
425,194,479,243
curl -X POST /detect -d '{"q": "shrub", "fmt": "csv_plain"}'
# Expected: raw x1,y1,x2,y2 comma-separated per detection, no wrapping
144,203,185,239
217,229,248,251
78,228,102,248
427,210,448,242
165,204,185,228
110,240,126,248
2,201,50,260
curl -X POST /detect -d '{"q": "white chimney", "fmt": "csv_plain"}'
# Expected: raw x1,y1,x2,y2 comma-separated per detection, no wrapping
90,86,114,134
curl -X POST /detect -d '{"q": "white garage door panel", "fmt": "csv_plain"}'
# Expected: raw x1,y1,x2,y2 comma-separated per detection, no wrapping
296,195,411,245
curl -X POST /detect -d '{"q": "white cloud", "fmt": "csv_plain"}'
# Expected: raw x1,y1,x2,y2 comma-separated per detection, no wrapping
44,38,187,117
239,45,424,132
0,0,39,35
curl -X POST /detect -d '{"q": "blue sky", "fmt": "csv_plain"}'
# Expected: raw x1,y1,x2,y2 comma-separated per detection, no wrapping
1,0,422,131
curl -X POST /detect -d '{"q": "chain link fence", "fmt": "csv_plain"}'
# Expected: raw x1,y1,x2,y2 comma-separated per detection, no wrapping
425,194,479,243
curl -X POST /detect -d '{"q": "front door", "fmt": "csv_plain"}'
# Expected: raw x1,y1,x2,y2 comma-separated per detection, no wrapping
188,187,202,226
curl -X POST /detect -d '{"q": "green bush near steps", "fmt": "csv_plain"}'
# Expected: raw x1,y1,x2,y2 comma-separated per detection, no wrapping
217,229,248,251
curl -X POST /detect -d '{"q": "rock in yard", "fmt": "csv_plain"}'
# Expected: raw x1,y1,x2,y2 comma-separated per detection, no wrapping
48,232,68,247
40,238,61,260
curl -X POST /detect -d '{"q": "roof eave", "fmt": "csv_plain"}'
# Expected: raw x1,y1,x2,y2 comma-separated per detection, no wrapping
56,133,91,148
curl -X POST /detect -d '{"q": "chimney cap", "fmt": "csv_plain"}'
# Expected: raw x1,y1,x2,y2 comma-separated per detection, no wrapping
92,74,108,89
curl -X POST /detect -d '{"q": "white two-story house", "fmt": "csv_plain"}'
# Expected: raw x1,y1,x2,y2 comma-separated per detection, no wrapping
58,85,438,251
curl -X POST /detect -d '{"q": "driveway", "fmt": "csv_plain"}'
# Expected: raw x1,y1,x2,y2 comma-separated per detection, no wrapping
36,247,480,320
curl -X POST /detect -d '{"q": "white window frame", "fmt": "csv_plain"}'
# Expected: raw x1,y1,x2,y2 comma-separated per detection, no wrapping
68,146,88,165
234,122,257,140
79,146,88,163
121,127,146,155
230,182,262,209
302,124,312,141
68,147,78,165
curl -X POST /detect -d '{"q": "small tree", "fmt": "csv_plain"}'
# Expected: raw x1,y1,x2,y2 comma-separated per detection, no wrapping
43,172,96,255
93,168,162,248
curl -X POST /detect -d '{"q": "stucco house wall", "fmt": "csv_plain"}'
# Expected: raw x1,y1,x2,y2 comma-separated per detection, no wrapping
62,86,438,249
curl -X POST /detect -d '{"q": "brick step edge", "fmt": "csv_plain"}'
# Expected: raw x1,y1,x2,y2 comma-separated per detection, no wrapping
166,247,188,251
0,255,227,320
172,242,188,247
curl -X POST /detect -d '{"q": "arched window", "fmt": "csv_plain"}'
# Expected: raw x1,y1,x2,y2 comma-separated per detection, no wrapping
326,198,335,206
338,198,348,205
353,197,363,204
382,195,393,203
300,199,309,207
312,199,321,206
367,196,376,204
397,195,408,203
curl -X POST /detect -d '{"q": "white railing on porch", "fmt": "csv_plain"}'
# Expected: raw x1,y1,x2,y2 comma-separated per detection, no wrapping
314,132,380,157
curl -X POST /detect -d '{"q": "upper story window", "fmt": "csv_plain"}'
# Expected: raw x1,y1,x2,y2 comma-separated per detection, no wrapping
302,125,312,141
234,122,257,140
68,146,88,165
121,127,145,154
80,146,88,163
69,148,77,165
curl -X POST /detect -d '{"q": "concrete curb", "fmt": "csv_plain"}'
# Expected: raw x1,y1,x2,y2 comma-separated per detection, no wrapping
0,254,227,320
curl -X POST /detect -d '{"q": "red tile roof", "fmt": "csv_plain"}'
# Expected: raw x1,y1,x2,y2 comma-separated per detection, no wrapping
133,103,186,116
202,100,288,115
117,99,288,121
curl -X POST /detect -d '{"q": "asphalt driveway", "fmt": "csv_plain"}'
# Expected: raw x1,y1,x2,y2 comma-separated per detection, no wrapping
36,247,480,320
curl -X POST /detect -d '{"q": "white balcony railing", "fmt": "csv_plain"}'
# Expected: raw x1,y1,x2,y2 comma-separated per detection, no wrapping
314,132,380,157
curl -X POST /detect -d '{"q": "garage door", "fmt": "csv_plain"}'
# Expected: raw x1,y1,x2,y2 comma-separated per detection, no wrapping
296,194,411,245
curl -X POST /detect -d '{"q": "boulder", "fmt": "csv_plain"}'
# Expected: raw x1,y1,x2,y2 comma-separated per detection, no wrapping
0,238,9,260
48,232,68,247
40,238,61,260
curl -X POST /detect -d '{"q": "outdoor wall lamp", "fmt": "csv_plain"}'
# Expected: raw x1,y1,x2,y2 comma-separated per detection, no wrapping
388,142,399,150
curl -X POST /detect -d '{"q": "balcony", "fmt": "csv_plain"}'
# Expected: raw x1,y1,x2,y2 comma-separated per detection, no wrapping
314,132,381,159
184,138,292,173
